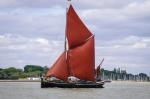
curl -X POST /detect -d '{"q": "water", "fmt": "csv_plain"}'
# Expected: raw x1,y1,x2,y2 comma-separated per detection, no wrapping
0,82,150,99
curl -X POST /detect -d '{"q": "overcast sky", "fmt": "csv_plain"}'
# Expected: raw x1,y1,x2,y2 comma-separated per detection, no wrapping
0,0,150,75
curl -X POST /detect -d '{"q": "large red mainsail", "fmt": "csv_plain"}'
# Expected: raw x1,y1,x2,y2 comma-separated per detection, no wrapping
68,36,95,81
66,5,92,49
46,4,96,82
46,52,69,81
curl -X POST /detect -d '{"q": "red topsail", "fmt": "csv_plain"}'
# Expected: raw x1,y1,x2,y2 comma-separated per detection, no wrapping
66,5,92,49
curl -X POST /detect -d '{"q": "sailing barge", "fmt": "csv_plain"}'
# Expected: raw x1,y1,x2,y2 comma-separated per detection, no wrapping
41,1,105,88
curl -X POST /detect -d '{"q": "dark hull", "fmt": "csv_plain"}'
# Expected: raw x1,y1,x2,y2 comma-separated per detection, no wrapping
41,81,104,88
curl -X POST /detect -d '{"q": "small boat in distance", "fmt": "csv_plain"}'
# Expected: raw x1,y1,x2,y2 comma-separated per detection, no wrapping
41,0,105,88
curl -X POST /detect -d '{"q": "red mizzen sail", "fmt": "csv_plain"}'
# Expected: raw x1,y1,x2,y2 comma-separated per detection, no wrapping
46,52,69,81
66,5,92,49
68,36,95,81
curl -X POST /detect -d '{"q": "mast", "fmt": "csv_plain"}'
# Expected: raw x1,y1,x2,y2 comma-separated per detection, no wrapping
65,0,72,77
65,0,71,51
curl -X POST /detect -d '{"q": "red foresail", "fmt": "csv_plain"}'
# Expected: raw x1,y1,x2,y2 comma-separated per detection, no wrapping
68,36,95,81
46,52,69,81
66,5,92,49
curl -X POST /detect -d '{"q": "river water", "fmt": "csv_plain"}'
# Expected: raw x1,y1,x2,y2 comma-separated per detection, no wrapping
0,82,150,99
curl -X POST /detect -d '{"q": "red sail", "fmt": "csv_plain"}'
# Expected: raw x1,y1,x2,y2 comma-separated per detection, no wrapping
67,5,92,49
68,36,95,81
46,52,69,81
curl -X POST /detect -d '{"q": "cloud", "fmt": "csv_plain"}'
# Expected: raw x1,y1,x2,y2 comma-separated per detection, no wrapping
96,35,150,48
36,38,49,46
77,0,150,42
132,42,147,49
0,0,16,7
0,0,65,8
0,0,147,9
0,34,64,68
0,8,66,40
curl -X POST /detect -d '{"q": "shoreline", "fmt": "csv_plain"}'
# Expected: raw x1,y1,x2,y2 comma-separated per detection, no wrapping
0,80,149,83
0,80,40,82
111,80,150,83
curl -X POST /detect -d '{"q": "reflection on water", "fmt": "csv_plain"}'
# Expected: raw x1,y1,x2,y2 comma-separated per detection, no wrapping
0,82,150,99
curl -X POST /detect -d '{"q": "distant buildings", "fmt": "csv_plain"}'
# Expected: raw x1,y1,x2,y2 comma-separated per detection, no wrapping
27,77,41,81
100,68,150,82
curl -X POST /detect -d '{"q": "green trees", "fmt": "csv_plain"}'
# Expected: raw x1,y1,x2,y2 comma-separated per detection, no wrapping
0,65,49,80
23,65,49,77
0,67,23,80
24,65,44,72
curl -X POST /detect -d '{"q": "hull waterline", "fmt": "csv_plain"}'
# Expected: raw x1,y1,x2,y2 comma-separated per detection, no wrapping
41,79,104,88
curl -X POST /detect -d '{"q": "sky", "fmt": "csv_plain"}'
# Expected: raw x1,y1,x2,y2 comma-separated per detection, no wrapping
0,0,150,75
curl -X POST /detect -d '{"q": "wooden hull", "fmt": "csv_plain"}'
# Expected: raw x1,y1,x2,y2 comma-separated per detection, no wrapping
41,81,104,88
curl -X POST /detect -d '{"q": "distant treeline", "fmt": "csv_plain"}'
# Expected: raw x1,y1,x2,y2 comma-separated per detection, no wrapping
0,65,48,80
0,66,150,81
